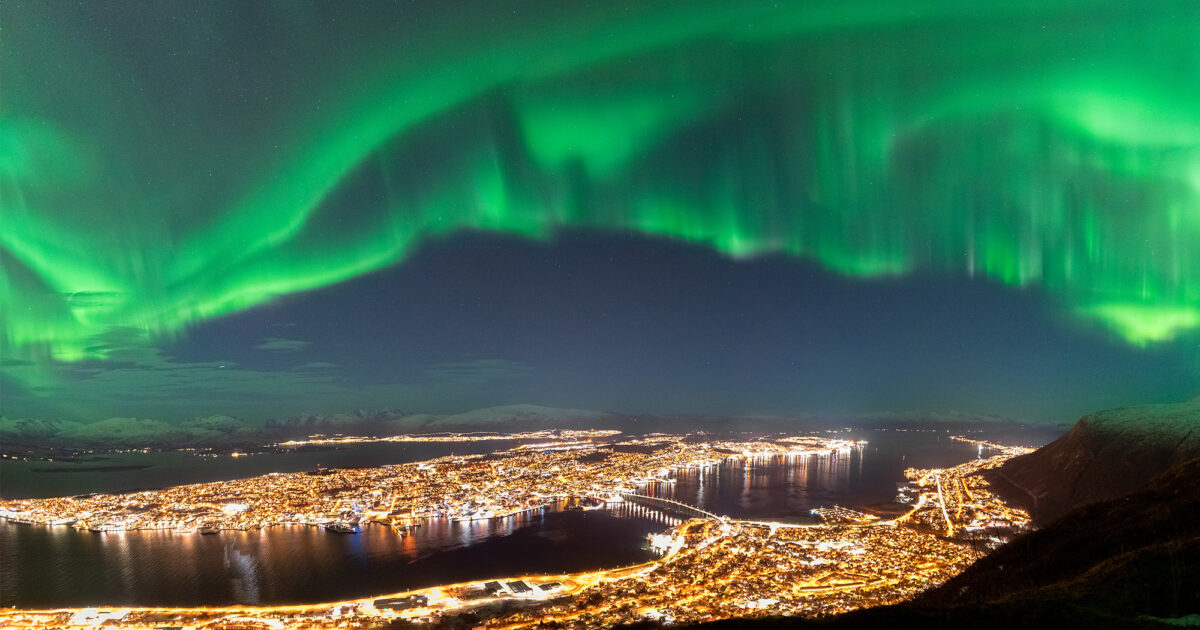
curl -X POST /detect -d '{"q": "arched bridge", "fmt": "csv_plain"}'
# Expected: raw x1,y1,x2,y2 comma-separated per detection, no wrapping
618,493,720,520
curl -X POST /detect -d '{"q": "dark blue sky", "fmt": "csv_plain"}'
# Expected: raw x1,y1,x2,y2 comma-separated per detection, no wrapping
140,231,1192,423
3,229,1196,424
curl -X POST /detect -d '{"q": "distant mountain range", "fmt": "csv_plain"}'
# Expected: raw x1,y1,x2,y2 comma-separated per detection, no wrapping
0,404,1036,453
0,405,615,452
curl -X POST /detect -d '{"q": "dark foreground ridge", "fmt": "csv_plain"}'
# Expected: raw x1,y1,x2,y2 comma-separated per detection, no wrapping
992,400,1200,523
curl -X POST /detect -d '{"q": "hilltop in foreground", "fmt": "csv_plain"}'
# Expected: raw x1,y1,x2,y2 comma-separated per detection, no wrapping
991,399,1200,523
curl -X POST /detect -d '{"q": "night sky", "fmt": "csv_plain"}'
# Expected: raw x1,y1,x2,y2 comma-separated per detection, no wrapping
2,1,1198,424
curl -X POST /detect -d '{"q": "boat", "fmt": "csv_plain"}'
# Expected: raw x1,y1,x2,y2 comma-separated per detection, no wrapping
324,521,358,534
198,526,220,535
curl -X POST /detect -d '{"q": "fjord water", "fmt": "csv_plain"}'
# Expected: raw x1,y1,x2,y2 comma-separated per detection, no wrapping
0,432,989,608
668,431,991,521
0,506,665,608
0,440,528,500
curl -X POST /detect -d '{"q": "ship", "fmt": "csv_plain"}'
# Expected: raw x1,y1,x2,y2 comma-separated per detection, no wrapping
324,521,358,534
198,526,220,535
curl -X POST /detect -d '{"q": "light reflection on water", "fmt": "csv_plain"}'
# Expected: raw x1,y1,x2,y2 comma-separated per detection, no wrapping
0,503,665,608
640,445,867,523
643,435,980,522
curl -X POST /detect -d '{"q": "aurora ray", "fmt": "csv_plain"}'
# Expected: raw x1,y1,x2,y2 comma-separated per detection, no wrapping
3,0,1199,382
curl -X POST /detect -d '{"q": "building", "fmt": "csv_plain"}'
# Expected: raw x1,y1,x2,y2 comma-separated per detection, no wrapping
506,580,534,595
373,595,428,611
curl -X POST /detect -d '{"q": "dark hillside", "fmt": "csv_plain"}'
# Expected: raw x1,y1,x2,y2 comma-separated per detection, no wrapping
991,401,1200,523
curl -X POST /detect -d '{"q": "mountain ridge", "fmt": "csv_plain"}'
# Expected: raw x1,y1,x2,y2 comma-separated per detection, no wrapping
990,400,1200,523
0,405,1036,452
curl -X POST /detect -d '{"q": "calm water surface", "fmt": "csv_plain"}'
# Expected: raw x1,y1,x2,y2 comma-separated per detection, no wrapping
0,440,526,500
1,505,665,608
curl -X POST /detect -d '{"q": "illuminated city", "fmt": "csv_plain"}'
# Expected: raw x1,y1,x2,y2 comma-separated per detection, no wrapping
0,433,857,533
0,433,1031,628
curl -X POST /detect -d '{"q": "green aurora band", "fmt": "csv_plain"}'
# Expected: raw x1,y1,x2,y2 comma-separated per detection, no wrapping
3,1,1199,384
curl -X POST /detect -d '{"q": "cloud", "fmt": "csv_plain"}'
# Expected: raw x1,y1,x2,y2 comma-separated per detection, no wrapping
422,358,531,384
254,337,312,353
3,344,350,421
293,361,339,371
2,341,536,422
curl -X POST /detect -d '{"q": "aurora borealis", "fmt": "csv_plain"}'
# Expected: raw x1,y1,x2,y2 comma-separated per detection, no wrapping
2,1,1198,422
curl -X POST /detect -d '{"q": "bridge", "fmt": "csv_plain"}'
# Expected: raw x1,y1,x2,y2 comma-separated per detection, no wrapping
618,493,720,520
